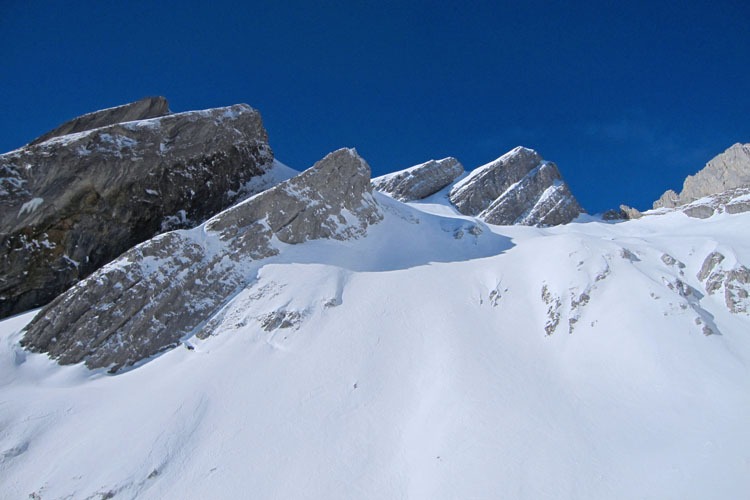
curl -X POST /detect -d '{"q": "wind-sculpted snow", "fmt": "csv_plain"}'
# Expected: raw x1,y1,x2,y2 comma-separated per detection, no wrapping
0,100,278,319
20,148,382,371
448,146,583,226
371,157,464,201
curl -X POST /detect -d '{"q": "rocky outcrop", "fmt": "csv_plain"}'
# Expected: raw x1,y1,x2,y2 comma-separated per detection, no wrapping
602,205,642,221
654,143,750,209
0,102,275,319
28,96,171,146
664,187,750,219
371,157,464,201
20,148,382,371
448,146,583,226
696,251,750,315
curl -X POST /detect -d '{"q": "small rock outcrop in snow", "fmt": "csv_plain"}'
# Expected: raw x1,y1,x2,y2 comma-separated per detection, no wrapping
371,157,464,201
28,96,171,146
660,186,750,219
0,100,274,319
448,146,583,226
20,148,382,371
602,205,643,221
653,143,750,209
696,250,750,314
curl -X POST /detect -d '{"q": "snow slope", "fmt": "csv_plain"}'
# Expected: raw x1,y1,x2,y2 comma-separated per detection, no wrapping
1,193,749,499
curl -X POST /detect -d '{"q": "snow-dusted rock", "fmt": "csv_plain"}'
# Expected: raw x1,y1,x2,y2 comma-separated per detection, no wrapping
371,157,464,201
28,96,171,146
448,146,583,226
20,148,382,371
653,143,750,209
696,250,750,315
654,186,750,219
0,101,274,319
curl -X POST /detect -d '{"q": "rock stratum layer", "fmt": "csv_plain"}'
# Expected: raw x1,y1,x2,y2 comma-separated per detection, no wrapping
20,148,382,371
654,143,750,209
0,101,274,318
449,146,583,226
371,157,464,201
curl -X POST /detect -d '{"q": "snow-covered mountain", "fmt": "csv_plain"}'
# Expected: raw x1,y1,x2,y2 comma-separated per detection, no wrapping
1,98,749,499
1,138,750,498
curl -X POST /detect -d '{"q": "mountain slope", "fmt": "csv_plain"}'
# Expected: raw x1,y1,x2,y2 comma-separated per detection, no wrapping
1,183,749,499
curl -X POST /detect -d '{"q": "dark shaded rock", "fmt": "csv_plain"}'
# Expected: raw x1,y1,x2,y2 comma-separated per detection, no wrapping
371,157,464,201
20,148,382,371
448,146,583,226
1,103,274,318
28,97,170,146
601,209,623,221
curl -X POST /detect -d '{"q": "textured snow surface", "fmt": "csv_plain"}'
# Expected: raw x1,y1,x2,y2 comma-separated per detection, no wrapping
1,194,749,499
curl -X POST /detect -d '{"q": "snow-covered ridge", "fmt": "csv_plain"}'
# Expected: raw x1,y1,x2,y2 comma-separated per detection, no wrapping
20,148,381,371
2,190,749,499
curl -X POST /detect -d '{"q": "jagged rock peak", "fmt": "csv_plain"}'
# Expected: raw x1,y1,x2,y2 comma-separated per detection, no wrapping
20,147,382,372
449,146,583,226
371,157,464,201
1,101,275,319
28,96,171,146
653,143,750,209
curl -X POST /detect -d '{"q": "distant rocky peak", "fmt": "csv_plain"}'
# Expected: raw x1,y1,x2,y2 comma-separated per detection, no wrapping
28,96,171,146
371,156,464,201
448,146,583,226
653,142,750,209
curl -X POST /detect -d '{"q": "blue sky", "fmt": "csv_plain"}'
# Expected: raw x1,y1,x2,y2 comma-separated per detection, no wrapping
2,0,748,212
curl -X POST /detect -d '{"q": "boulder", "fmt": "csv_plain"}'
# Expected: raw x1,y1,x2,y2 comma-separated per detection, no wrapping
371,157,464,201
0,102,274,318
20,148,382,371
448,146,583,226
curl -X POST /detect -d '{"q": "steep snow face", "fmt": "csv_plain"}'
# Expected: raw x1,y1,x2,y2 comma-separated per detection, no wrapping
2,193,750,499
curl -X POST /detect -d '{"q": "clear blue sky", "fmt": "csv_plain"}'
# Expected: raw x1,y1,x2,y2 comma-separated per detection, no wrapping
2,0,748,212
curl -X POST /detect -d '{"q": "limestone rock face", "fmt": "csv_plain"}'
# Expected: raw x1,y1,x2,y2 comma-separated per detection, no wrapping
28,96,171,146
371,157,464,201
0,102,274,318
20,148,382,371
654,143,750,209
448,146,583,226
